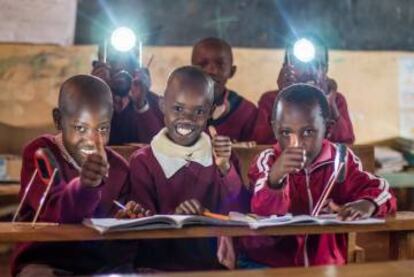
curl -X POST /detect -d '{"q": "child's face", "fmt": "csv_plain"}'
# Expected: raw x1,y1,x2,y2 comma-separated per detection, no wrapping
192,44,235,101
108,56,135,97
163,79,212,146
57,103,112,166
273,101,326,165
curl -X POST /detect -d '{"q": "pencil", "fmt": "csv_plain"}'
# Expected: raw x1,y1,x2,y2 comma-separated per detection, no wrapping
203,210,230,221
113,200,127,210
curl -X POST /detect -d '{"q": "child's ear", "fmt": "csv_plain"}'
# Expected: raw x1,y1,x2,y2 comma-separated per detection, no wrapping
229,65,237,79
52,108,63,131
158,96,165,115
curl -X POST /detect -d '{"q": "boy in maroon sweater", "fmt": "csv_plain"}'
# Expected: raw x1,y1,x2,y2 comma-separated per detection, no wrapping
191,37,258,142
92,47,163,145
255,35,355,145
122,66,247,270
12,75,135,276
241,84,395,267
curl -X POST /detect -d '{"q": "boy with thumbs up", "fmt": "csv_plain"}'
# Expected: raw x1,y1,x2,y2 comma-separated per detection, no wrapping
12,75,136,276
126,66,247,271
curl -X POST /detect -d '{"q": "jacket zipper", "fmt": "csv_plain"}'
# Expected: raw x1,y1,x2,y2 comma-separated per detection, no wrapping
303,168,312,267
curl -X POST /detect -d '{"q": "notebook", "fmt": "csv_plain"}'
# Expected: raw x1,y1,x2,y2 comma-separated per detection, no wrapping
83,213,385,234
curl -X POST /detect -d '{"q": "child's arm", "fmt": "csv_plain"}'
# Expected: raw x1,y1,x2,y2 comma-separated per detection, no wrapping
20,147,109,223
210,127,248,213
249,149,296,217
339,148,397,218
326,93,355,144
130,70,163,143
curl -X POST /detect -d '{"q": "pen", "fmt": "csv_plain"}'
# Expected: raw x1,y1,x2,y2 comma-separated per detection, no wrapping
113,200,127,210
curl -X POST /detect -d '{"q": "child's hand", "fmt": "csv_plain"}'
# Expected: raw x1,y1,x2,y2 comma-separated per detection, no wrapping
115,201,153,219
209,126,232,175
329,200,376,221
91,61,111,84
80,153,108,187
269,135,306,189
175,199,204,215
130,68,151,110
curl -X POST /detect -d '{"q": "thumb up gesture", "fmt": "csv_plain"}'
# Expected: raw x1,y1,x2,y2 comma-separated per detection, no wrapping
209,126,231,175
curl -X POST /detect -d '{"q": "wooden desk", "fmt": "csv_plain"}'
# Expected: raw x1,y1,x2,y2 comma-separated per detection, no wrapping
2,212,414,260
98,260,414,277
0,184,19,197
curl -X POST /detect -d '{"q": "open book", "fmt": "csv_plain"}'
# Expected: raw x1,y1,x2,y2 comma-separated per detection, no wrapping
83,215,247,234
83,213,385,234
229,212,385,229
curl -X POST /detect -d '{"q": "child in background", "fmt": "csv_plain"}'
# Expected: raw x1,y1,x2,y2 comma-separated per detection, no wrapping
11,75,143,276
255,34,355,145
191,37,258,142
122,66,248,271
92,46,163,145
242,84,395,267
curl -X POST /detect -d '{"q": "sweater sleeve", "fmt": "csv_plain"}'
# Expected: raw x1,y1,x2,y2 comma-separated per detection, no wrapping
248,149,290,216
343,148,397,217
216,155,249,213
20,146,103,223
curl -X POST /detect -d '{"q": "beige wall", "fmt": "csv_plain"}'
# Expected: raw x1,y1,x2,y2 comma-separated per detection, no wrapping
0,44,409,153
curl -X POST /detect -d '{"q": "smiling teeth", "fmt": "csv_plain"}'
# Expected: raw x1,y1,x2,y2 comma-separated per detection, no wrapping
81,149,97,155
177,127,192,136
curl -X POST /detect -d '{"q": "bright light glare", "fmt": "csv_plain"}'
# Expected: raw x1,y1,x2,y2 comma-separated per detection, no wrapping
110,27,136,52
293,38,316,63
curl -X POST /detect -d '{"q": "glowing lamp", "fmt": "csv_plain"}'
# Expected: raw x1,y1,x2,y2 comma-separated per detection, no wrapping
293,38,316,63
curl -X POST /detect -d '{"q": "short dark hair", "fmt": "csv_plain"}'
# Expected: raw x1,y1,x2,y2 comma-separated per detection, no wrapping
166,66,214,103
58,74,113,116
191,37,233,64
272,84,330,122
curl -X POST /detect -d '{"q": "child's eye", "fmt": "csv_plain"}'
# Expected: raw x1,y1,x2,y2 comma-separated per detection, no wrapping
173,105,183,112
74,125,86,133
215,61,224,69
98,126,110,134
280,130,290,137
195,109,206,116
303,129,315,137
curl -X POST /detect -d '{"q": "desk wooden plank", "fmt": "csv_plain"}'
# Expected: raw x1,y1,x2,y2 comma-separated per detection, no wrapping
0,184,19,197
103,260,414,277
1,212,413,243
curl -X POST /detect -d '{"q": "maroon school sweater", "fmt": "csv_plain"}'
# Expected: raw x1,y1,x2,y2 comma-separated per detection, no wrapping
129,145,249,271
254,90,355,144
11,135,134,276
209,90,258,142
109,91,164,145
